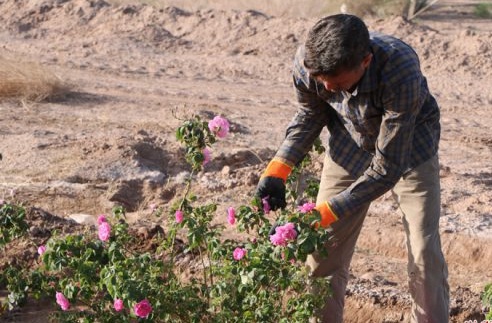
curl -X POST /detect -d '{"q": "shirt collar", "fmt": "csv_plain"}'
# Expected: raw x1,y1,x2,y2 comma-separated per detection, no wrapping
356,48,378,94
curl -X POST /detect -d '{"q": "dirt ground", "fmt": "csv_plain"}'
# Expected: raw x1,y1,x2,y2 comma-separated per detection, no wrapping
1,0,492,321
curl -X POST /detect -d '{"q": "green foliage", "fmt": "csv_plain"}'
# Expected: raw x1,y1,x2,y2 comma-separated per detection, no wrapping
1,114,332,322
175,116,216,172
483,283,492,319
0,202,29,247
475,3,491,18
2,266,30,310
40,207,206,321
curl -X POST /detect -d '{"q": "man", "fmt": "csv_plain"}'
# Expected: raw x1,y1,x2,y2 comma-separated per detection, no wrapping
256,14,449,322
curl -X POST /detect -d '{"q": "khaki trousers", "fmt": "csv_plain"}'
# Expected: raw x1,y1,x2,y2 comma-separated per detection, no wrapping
306,155,449,323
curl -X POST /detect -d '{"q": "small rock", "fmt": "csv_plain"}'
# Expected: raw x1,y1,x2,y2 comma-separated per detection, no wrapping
68,213,96,225
221,165,231,175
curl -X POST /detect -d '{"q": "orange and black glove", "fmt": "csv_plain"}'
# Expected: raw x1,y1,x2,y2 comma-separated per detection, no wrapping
314,201,339,228
255,158,292,211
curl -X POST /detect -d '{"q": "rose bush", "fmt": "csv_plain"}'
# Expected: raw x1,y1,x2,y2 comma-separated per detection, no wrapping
1,113,333,322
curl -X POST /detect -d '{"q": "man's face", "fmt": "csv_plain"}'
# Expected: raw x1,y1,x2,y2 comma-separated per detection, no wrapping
312,53,372,93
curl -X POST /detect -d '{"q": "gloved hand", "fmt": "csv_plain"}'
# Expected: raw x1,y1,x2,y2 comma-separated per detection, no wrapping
315,201,339,228
255,158,293,211
256,177,287,211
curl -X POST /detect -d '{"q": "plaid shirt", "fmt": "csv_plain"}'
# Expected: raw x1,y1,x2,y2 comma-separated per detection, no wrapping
275,32,440,219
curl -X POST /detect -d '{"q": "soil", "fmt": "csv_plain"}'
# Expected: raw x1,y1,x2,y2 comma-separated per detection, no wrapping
1,0,492,321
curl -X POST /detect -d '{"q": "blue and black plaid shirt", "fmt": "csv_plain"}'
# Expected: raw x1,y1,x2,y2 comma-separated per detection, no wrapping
275,32,440,219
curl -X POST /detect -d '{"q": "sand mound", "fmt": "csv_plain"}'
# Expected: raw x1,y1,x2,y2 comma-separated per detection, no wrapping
1,0,491,82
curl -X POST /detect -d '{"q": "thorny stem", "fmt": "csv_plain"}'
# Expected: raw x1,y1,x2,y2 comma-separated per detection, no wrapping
198,247,210,304
179,168,196,210
205,241,214,300
294,171,303,205
170,168,196,266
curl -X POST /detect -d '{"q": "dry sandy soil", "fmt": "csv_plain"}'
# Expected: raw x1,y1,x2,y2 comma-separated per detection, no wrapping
1,0,492,321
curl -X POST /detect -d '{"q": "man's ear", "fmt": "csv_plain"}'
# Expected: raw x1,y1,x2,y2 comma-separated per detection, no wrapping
361,53,373,69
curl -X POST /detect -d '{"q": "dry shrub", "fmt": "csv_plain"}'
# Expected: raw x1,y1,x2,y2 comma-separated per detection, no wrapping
339,0,410,18
0,54,69,102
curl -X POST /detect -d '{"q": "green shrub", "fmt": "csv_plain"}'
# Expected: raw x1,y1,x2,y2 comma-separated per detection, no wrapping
483,283,492,319
1,113,333,322
474,3,491,18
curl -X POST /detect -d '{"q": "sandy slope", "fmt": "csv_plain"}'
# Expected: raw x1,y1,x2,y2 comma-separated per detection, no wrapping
1,0,492,321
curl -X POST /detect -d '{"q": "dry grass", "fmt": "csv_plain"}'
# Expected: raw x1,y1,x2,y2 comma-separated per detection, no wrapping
0,53,69,102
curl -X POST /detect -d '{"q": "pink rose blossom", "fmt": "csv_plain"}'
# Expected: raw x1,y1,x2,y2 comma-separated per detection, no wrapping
133,299,152,318
262,197,271,214
175,210,184,224
270,222,298,247
233,247,247,260
114,298,124,312
98,222,111,241
227,207,236,225
269,233,285,246
208,116,230,138
97,214,107,225
149,203,157,212
38,245,46,256
298,202,316,213
56,292,70,311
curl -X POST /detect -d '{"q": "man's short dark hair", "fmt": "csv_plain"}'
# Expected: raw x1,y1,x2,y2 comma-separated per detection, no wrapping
304,14,370,76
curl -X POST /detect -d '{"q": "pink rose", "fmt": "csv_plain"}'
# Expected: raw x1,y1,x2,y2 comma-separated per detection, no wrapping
97,214,107,225
133,299,152,318
175,210,184,223
208,116,230,138
278,223,297,240
149,203,157,212
269,234,285,246
298,202,316,213
98,222,111,241
233,247,247,260
56,292,70,311
270,222,298,247
227,207,236,225
114,298,124,312
38,245,46,256
202,148,211,166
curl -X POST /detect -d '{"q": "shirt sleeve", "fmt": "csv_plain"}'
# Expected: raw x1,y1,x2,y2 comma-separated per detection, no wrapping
329,55,425,218
273,46,331,167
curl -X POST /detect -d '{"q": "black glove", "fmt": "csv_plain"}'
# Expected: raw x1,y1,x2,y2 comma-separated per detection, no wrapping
255,176,287,211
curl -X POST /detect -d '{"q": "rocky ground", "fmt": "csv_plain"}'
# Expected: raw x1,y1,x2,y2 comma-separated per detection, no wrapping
1,0,492,321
